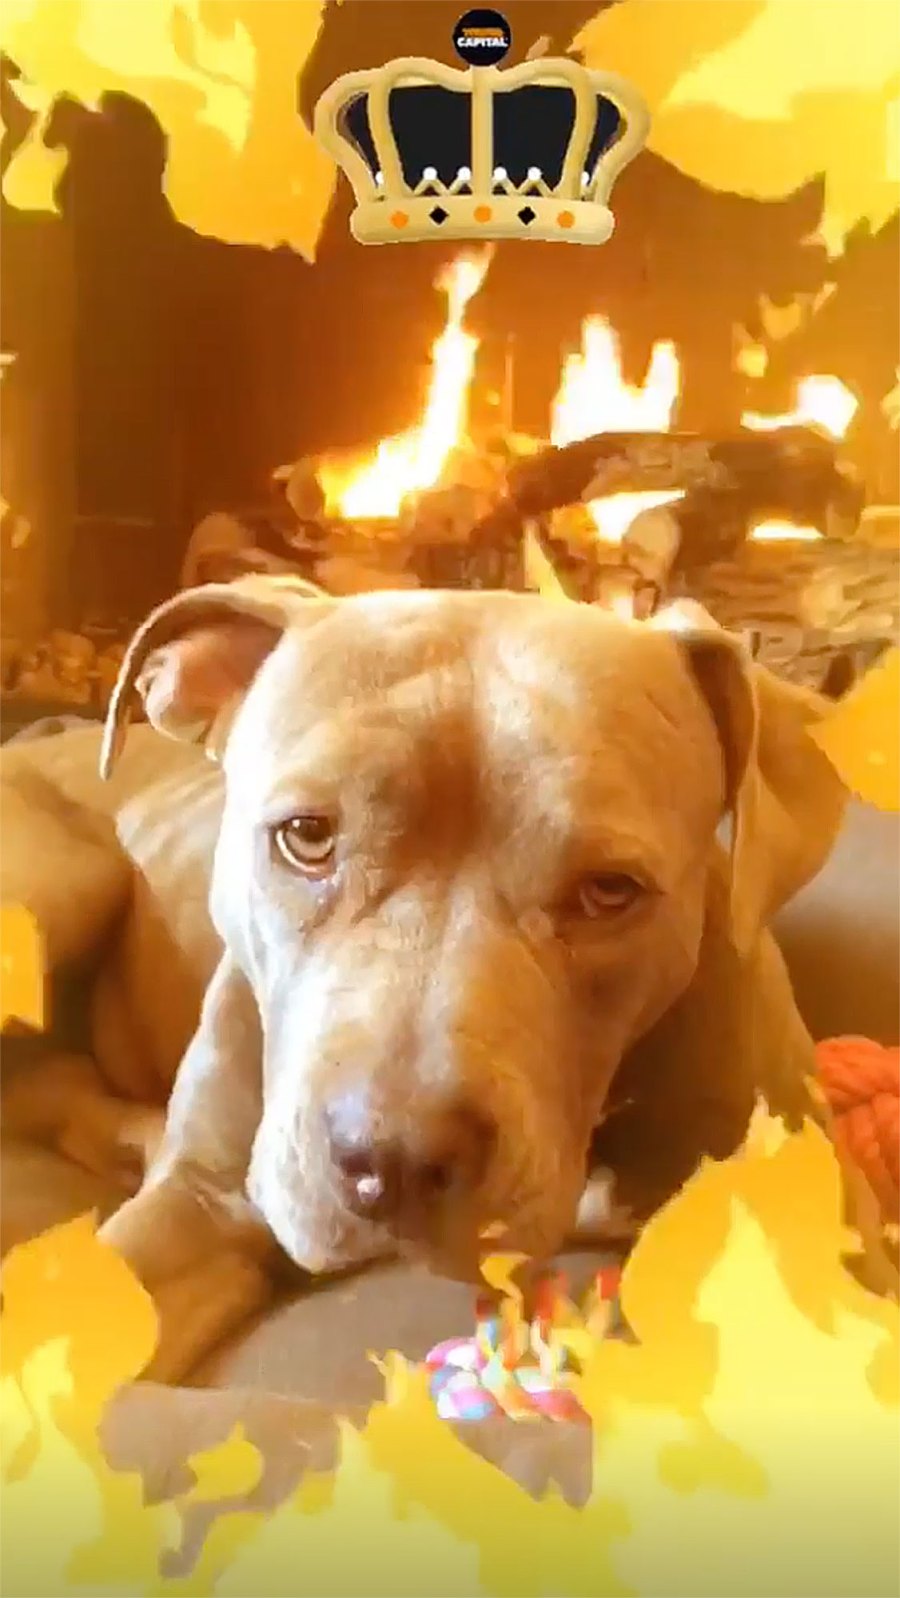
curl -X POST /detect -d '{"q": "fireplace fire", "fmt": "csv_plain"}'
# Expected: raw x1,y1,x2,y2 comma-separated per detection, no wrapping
550,316,683,548
185,248,896,696
307,249,863,560
317,250,494,521
742,375,859,445
1,251,896,719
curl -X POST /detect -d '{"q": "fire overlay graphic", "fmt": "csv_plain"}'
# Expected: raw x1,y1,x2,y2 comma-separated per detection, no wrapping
0,0,334,260
1,0,897,257
574,0,900,256
1,1113,898,1594
1,3,898,1589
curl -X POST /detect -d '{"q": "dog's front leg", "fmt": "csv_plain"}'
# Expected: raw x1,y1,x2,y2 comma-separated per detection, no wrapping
99,957,282,1384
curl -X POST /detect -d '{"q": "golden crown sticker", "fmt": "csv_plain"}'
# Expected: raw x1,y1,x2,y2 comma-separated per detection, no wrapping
313,14,649,248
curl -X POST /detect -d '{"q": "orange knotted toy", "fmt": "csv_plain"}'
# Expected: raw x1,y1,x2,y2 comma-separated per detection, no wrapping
816,1036,900,1220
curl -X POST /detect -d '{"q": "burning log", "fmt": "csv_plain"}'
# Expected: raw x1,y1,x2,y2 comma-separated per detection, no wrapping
412,527,522,591
272,458,327,524
180,513,304,588
472,427,865,549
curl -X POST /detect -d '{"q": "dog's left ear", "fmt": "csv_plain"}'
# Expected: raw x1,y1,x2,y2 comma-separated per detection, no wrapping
653,603,848,953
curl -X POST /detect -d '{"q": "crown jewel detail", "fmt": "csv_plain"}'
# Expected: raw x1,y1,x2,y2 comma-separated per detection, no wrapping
313,56,650,246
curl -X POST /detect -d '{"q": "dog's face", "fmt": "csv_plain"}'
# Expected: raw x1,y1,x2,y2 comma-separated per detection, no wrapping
105,582,846,1279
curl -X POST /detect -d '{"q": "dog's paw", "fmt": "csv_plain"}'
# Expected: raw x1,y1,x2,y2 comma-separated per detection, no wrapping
144,1253,274,1384
59,1105,165,1195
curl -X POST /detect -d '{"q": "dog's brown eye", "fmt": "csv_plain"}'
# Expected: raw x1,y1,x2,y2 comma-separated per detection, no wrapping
272,815,336,874
578,873,643,916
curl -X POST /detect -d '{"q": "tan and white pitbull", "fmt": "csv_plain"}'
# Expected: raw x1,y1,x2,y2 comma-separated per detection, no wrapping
1,579,887,1381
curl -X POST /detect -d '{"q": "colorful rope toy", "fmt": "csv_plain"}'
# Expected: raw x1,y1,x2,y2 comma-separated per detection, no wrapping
427,1039,898,1423
816,1036,899,1221
426,1265,623,1423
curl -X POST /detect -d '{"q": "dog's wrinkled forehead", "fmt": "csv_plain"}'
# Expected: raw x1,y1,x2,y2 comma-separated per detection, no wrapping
223,594,726,877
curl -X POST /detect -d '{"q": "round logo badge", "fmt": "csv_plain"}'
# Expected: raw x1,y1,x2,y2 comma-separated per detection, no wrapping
453,9,512,65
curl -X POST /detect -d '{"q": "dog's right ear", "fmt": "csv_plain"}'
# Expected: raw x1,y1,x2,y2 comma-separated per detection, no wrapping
101,575,329,779
650,601,847,954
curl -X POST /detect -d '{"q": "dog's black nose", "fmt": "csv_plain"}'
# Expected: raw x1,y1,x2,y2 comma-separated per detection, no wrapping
326,1102,494,1232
